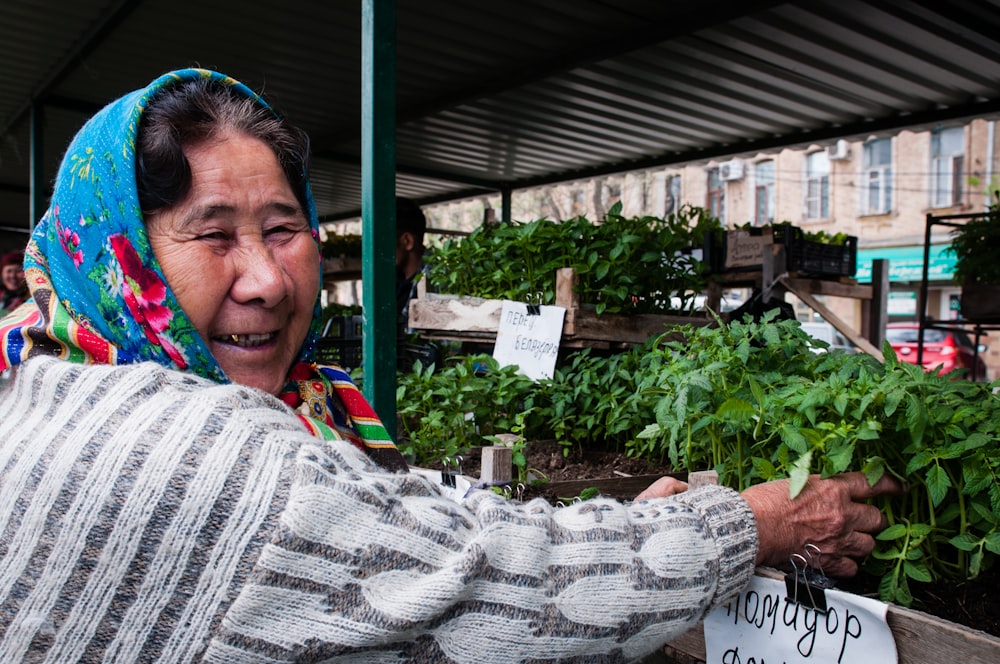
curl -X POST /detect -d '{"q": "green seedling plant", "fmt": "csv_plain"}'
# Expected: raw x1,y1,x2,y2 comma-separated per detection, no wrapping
395,312,1000,608
426,203,722,315
624,311,1000,607
395,355,536,467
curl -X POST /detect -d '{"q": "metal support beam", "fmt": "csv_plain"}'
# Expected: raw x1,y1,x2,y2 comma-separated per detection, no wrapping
361,0,398,437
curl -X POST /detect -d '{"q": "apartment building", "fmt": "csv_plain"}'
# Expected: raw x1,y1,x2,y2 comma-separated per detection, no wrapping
642,117,998,376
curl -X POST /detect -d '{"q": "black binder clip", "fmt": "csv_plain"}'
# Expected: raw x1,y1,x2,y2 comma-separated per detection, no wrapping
525,291,542,316
785,543,836,613
441,455,463,488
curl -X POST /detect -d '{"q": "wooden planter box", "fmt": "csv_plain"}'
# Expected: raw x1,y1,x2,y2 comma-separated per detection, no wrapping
661,566,1000,664
961,283,1000,324
408,267,712,349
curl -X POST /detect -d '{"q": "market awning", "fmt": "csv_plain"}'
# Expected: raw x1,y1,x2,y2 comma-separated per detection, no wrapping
855,244,956,284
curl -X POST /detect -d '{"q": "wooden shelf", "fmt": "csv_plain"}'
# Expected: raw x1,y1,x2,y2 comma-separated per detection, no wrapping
322,256,362,283
407,267,712,349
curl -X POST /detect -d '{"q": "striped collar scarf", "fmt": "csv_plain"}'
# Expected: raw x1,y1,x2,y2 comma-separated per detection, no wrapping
0,68,407,473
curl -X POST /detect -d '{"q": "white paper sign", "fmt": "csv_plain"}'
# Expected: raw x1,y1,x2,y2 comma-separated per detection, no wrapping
492,300,565,380
704,575,897,664
725,230,767,269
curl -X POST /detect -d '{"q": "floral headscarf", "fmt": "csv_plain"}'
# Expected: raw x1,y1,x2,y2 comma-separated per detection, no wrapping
0,69,407,473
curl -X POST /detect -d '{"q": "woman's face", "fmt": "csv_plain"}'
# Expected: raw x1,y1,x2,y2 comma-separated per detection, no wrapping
145,130,319,396
2,264,24,292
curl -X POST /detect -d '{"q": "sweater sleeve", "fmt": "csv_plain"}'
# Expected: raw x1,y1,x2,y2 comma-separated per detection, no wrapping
208,438,758,663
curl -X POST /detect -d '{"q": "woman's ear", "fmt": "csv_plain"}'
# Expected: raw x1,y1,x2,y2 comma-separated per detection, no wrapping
397,231,416,252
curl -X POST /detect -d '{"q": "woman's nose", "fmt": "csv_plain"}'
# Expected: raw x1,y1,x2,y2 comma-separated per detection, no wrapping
230,242,287,307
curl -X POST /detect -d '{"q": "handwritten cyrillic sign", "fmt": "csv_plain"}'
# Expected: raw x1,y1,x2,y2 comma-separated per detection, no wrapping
703,575,897,664
492,300,565,380
725,230,767,269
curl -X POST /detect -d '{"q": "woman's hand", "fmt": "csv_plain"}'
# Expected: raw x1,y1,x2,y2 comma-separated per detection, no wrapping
634,476,689,501
742,472,904,577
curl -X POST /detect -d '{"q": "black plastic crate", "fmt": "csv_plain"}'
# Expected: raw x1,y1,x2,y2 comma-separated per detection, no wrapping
315,338,363,370
775,225,857,278
708,225,857,278
322,314,364,340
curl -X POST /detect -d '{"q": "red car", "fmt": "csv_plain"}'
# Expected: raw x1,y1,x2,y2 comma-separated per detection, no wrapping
885,323,988,381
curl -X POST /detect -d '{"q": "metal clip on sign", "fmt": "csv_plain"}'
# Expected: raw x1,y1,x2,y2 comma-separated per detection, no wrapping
784,543,837,613
441,455,464,488
526,290,543,316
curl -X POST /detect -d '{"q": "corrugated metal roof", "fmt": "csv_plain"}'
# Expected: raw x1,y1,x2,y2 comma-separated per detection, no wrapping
2,0,1000,232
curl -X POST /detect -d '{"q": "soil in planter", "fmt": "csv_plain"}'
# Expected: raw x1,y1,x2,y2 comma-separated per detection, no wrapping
456,439,1000,638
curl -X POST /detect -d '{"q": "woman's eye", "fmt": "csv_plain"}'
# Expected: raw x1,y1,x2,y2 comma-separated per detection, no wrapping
265,225,304,240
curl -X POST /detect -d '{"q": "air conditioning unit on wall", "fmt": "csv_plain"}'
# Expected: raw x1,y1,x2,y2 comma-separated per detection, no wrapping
719,159,745,181
827,139,851,161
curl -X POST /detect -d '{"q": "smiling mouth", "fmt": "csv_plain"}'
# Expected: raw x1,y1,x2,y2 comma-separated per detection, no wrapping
214,332,277,348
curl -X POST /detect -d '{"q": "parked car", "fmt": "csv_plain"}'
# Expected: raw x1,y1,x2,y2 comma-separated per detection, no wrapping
885,322,988,381
800,321,857,354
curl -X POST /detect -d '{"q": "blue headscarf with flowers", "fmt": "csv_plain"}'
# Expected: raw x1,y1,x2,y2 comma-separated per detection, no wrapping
0,69,407,472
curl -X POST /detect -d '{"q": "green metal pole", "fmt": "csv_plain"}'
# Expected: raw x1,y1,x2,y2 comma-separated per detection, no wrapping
361,0,397,438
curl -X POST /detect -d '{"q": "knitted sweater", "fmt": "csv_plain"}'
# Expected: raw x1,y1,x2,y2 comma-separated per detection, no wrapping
0,356,758,663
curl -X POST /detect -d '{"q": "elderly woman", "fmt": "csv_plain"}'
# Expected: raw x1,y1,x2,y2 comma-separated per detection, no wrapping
0,69,897,663
0,250,28,313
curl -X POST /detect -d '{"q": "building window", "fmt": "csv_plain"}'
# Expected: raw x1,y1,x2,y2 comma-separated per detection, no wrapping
664,175,681,215
863,138,892,214
804,151,830,220
931,126,965,208
754,160,775,226
707,168,724,221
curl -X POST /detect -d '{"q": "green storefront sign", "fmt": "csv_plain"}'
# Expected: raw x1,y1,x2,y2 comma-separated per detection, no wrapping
855,244,955,283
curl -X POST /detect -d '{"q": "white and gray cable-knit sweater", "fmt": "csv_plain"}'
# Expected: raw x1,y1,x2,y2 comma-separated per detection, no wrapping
0,356,758,663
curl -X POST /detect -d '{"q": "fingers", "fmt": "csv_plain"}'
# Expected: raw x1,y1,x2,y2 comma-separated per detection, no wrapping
849,501,889,535
744,472,900,577
634,476,689,501
838,471,905,500
820,555,859,578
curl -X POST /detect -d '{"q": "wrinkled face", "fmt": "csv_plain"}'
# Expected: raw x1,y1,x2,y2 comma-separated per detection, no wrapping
145,130,319,396
2,264,24,292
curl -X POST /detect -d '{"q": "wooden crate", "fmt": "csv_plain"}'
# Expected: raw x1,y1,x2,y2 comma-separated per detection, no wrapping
408,267,712,348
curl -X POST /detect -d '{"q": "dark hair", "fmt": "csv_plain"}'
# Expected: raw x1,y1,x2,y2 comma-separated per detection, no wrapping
396,197,426,241
136,78,311,216
0,251,23,270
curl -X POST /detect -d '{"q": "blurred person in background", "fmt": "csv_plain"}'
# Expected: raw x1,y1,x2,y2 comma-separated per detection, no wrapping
0,250,28,314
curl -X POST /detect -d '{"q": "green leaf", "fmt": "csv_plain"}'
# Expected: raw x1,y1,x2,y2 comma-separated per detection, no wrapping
788,449,813,498
637,423,662,439
949,533,981,552
877,524,908,541
826,441,855,474
833,392,848,416
779,425,809,455
716,398,754,421
925,464,952,507
985,532,1000,555
861,456,886,486
904,561,933,583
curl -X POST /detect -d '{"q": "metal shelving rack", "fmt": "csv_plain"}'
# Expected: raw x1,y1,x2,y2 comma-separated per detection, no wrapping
916,212,998,381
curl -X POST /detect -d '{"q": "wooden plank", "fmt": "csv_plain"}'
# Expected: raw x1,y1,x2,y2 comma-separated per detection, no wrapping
783,276,873,299
408,291,709,346
541,474,683,498
408,296,504,334
780,277,883,359
662,566,1000,664
567,308,710,344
